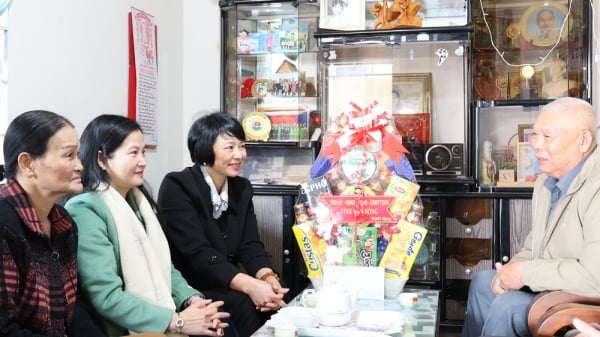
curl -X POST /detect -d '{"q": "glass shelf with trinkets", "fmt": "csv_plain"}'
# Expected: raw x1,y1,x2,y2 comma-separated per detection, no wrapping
221,0,321,189
472,0,591,102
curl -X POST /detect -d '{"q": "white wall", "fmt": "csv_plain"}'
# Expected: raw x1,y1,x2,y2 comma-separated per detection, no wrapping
8,0,221,191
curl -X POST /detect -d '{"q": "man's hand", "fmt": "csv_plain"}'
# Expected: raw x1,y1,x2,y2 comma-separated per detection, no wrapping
495,261,525,291
573,318,600,337
491,266,506,296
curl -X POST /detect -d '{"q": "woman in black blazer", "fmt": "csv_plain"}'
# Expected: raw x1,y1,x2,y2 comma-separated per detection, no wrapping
158,112,288,337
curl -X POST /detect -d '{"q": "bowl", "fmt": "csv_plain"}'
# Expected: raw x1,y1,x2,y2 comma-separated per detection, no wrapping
398,292,419,307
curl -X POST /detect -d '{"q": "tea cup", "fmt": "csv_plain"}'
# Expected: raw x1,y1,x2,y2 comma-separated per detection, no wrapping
398,292,418,307
274,324,298,337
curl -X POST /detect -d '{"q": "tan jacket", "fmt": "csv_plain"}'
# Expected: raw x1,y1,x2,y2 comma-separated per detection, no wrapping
512,146,600,296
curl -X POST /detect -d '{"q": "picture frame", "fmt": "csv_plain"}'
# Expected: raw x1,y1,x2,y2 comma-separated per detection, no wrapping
392,73,432,115
493,146,516,171
519,2,569,47
393,113,431,144
518,124,534,142
517,142,540,183
497,169,516,187
320,0,365,31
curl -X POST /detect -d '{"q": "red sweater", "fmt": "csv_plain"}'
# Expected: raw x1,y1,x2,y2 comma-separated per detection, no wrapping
0,179,78,337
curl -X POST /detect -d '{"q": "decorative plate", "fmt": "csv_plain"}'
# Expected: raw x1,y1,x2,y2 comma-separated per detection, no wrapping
242,112,271,141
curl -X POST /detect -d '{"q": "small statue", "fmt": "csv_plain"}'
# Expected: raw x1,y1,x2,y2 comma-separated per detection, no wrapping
371,0,423,30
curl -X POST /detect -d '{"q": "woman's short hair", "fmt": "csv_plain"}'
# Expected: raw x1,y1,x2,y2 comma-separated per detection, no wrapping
3,110,74,179
187,112,245,165
79,114,143,190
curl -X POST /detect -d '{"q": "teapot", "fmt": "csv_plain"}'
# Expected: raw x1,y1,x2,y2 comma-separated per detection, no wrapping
301,282,355,326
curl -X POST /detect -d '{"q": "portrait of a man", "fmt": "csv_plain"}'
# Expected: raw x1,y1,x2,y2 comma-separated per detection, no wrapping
519,2,568,47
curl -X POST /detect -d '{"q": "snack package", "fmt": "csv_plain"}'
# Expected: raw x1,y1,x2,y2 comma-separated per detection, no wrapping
357,226,378,267
292,222,324,279
379,219,428,279
385,175,420,218
338,225,357,266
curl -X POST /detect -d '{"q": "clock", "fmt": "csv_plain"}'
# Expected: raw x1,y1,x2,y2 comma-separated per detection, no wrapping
251,79,269,98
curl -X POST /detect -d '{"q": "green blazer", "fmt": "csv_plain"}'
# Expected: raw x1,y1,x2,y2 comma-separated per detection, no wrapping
65,191,198,337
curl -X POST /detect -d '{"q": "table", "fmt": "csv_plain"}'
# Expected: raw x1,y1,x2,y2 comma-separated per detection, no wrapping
251,288,440,337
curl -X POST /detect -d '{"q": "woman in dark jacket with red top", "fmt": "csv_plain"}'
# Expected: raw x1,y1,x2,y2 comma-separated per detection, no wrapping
0,110,84,337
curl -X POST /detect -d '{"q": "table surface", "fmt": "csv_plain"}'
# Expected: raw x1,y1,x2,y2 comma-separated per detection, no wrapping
251,288,440,337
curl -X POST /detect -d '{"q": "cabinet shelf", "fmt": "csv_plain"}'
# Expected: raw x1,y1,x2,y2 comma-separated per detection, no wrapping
237,50,317,57
315,25,474,46
253,184,300,195
245,140,319,149
239,96,318,101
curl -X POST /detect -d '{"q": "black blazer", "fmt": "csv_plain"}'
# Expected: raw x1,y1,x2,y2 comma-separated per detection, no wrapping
157,164,274,291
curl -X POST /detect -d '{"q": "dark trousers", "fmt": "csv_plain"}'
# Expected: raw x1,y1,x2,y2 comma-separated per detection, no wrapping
202,288,273,337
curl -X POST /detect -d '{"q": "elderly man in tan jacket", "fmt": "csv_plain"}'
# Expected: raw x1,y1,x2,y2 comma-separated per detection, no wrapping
461,97,600,337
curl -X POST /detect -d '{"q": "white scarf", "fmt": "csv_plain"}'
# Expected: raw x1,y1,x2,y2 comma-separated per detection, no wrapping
98,184,183,336
200,166,229,219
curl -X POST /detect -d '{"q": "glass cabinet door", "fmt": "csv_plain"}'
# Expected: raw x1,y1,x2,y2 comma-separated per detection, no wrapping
221,1,321,187
472,0,590,102
222,1,320,139
316,28,473,182
474,103,542,188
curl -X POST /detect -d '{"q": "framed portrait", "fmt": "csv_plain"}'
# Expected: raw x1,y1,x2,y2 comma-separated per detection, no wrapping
517,142,540,183
519,2,568,47
518,124,534,142
320,0,365,31
392,73,432,115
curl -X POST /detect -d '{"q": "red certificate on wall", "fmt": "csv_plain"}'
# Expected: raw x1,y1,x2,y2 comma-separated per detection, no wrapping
393,113,431,144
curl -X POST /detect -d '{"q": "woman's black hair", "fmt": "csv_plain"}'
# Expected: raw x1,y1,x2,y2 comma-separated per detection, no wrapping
187,112,245,165
79,115,160,218
3,110,74,179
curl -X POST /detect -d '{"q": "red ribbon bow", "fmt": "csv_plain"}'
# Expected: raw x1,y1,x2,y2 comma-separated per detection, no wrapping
319,101,408,167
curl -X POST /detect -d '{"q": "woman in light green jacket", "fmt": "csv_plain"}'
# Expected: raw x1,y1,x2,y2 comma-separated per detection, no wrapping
66,115,233,337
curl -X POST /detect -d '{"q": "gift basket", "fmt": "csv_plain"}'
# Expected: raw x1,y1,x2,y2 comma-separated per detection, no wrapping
292,100,428,298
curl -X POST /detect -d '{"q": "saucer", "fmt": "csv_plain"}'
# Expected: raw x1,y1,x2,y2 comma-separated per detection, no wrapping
266,307,319,329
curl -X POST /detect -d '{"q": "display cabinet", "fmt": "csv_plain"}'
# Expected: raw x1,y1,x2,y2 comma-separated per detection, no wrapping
220,0,321,184
315,11,473,187
220,0,321,297
314,0,475,325
217,0,592,327
470,0,591,189
472,0,591,102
